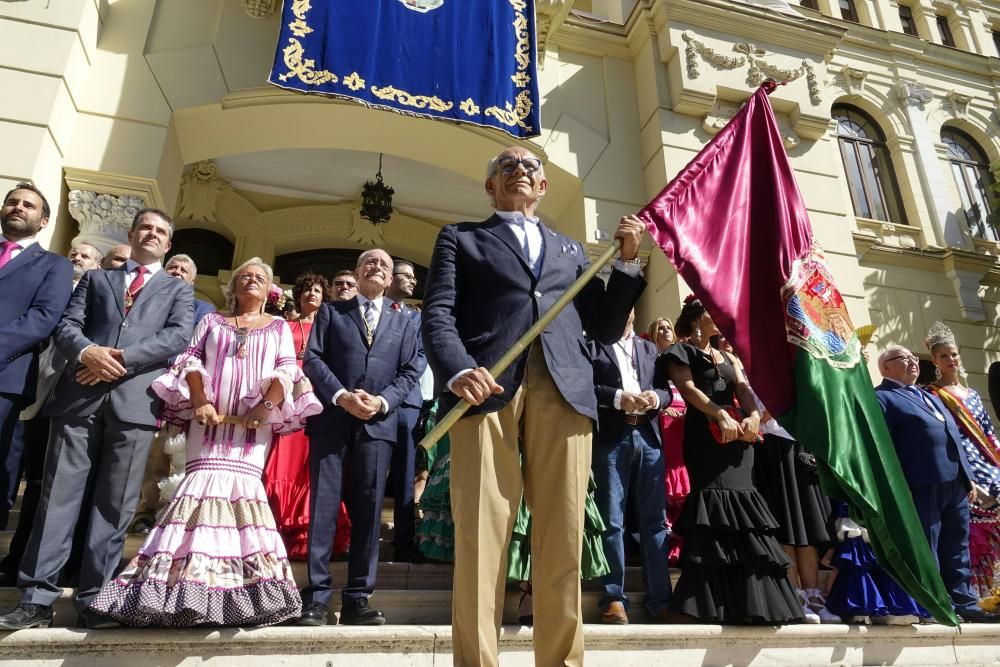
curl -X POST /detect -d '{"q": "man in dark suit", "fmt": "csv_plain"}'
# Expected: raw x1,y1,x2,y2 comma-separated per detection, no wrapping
0,184,74,533
384,259,427,561
422,146,645,667
876,344,1000,623
591,309,671,625
299,248,420,626
0,208,194,630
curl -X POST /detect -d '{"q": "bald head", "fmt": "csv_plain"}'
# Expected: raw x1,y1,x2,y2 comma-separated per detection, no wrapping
102,244,130,269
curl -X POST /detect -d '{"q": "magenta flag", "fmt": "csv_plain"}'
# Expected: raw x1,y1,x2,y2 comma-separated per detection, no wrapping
637,82,958,625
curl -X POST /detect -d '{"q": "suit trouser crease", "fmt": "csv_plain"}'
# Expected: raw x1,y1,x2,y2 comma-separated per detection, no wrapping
912,477,976,611
19,407,155,610
450,344,590,667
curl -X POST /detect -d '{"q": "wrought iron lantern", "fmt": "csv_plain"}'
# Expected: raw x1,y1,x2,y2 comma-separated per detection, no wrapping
360,154,395,225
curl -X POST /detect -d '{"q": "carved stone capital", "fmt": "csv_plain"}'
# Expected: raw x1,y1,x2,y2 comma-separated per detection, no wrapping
177,160,233,226
894,80,933,110
840,66,868,97
242,0,278,19
67,191,146,251
535,0,575,65
946,90,972,117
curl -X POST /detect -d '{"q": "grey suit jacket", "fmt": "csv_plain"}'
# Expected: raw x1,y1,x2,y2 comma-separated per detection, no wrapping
45,267,194,427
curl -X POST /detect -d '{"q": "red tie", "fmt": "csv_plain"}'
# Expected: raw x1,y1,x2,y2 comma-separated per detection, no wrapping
125,265,148,312
0,240,22,270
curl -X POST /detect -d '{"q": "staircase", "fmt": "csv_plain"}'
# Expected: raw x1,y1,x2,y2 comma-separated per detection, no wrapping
1,497,1000,665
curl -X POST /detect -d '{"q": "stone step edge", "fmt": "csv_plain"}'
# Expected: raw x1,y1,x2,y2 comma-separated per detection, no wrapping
0,623,994,655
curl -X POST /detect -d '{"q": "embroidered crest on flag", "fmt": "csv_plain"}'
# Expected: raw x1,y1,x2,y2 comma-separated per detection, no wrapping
782,251,861,368
399,0,444,12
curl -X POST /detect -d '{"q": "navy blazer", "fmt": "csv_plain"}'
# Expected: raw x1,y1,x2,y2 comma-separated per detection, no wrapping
875,379,974,488
0,243,73,402
46,267,194,427
193,298,215,326
394,302,427,409
303,297,420,442
590,336,669,446
422,215,645,421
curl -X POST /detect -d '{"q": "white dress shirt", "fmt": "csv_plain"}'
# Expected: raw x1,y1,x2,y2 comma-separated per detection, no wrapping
611,332,659,413
1,233,36,260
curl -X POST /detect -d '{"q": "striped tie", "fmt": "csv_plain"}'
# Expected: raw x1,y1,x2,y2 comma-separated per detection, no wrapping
364,301,377,344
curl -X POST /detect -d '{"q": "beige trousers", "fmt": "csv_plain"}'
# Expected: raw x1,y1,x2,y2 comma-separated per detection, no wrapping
450,344,592,667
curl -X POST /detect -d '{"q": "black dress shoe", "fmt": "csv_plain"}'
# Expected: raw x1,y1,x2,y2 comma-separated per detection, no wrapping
340,597,385,626
75,609,121,629
0,603,53,630
958,607,1000,623
296,602,329,626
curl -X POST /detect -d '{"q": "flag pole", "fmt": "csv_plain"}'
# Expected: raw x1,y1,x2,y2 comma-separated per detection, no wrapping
419,238,624,450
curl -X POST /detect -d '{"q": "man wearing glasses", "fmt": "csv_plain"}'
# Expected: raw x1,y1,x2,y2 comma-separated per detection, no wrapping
331,269,358,301
300,248,420,626
422,146,646,666
876,345,1000,623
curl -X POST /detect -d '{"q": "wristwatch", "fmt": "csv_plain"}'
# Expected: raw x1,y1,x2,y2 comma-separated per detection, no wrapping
263,400,275,411
621,256,641,266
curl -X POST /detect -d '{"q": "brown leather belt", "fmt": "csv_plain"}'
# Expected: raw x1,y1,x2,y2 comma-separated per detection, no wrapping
623,414,645,426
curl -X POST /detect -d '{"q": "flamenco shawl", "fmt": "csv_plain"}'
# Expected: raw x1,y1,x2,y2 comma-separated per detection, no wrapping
637,82,958,626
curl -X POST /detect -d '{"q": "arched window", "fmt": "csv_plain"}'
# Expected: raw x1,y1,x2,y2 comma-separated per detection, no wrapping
941,127,997,241
833,105,908,224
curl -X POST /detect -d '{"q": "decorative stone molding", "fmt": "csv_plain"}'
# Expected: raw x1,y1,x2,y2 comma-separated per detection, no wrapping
176,161,233,226
682,31,746,79
946,90,972,117
67,191,146,251
681,32,820,105
840,66,868,97
894,81,933,110
854,218,923,249
702,99,800,148
941,248,995,322
242,0,278,19
535,0,575,65
347,203,387,246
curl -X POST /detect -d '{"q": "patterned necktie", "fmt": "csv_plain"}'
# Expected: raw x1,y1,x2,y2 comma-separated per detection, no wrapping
907,385,944,421
125,265,148,313
0,240,22,270
364,300,377,344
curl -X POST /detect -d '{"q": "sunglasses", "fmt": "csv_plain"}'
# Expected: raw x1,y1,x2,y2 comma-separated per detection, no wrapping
334,280,357,288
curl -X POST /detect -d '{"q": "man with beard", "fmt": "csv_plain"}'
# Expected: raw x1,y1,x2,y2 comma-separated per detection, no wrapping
0,184,74,534
68,243,103,283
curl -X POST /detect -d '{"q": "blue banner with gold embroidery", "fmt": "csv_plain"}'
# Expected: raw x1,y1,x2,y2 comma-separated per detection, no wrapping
268,0,540,139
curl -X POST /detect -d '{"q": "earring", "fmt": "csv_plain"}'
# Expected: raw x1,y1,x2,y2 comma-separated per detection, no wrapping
959,364,968,379
934,367,942,380
693,327,702,342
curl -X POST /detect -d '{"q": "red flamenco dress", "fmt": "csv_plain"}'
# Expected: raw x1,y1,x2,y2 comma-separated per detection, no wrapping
263,319,350,560
659,382,689,566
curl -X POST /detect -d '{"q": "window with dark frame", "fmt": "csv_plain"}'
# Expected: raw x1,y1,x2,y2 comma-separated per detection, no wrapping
993,29,1000,56
839,0,860,22
898,5,919,36
800,0,819,9
941,127,997,242
832,105,909,225
936,15,956,47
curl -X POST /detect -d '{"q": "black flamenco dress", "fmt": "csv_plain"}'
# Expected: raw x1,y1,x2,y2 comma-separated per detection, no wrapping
665,343,803,623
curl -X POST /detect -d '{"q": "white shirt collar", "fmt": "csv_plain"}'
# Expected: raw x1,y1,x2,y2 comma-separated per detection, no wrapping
124,258,162,275
356,294,384,310
496,210,540,226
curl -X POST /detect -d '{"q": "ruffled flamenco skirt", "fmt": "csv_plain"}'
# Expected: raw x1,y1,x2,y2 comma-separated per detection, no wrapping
668,487,804,624
969,510,1000,611
89,458,301,627
825,537,928,619
416,437,454,562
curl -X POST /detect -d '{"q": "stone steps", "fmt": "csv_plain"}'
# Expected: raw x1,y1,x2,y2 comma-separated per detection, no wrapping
0,623,998,667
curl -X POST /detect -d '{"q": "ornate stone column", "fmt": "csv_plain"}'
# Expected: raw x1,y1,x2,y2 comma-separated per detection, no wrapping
66,190,147,253
893,80,969,250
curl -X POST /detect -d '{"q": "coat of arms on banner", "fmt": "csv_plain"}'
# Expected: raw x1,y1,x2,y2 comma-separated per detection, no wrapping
782,250,860,368
399,0,444,12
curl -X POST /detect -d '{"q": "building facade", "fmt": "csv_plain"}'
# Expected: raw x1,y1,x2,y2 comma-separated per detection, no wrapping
2,0,999,398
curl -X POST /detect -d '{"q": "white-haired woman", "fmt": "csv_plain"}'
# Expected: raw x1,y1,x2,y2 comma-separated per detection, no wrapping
90,258,322,627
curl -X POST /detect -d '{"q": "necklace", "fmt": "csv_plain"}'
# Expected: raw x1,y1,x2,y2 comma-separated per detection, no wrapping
699,344,727,393
233,313,252,359
295,319,309,360
615,338,638,380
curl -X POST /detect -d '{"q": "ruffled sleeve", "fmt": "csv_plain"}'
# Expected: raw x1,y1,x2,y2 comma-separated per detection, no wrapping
665,342,696,368
151,313,218,425
242,319,323,434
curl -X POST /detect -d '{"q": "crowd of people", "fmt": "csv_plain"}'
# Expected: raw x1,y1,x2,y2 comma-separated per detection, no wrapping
0,143,998,664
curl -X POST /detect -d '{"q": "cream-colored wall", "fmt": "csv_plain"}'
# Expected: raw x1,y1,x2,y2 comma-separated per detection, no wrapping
3,0,1000,401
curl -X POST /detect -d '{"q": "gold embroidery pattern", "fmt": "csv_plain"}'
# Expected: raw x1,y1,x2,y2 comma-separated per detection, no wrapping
273,0,534,134
371,85,454,112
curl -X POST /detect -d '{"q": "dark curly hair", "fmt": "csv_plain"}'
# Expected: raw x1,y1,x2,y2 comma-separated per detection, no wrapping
674,298,707,338
293,272,332,307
